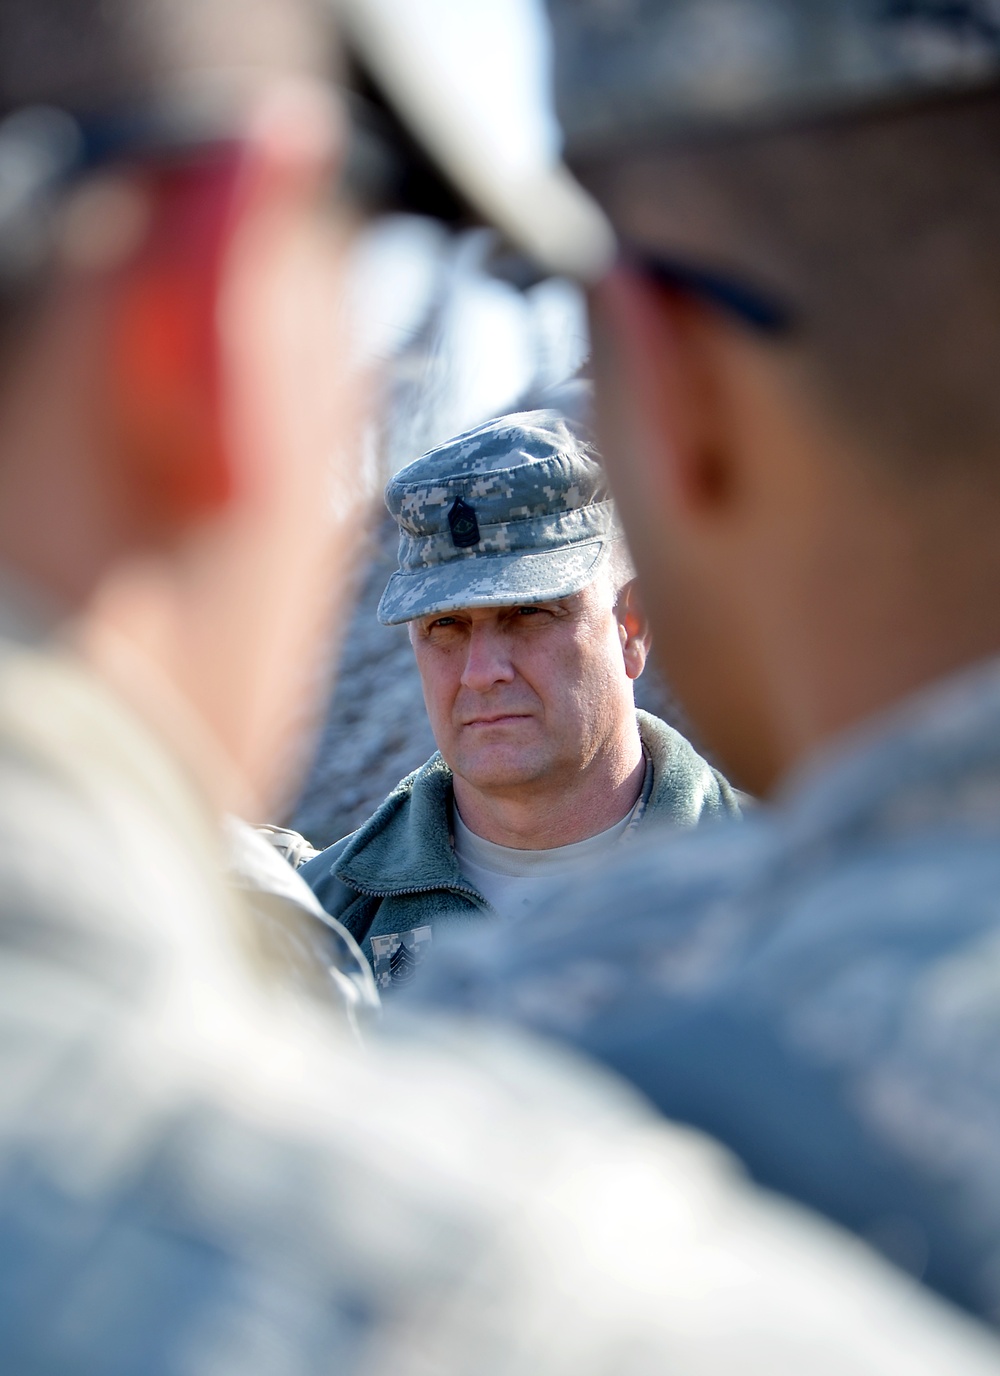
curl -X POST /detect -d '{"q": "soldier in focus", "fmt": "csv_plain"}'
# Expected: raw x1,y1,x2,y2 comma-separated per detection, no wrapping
8,0,1000,1371
301,408,740,988
416,0,1000,1334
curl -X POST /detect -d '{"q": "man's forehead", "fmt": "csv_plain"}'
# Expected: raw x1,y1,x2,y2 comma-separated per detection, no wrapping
413,594,581,624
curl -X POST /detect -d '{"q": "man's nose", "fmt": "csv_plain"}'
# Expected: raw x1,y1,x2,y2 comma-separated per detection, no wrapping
460,624,516,692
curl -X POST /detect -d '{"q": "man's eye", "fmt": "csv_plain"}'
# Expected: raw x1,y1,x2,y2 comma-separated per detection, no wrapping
429,617,457,630
512,605,556,622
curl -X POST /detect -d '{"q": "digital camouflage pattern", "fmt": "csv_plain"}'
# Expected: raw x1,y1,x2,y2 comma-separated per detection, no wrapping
224,817,379,1036
549,0,1000,153
377,409,619,625
8,616,1000,1373
419,655,1000,1326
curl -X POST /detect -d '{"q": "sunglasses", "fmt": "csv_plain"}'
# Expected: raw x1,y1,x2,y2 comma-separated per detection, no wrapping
625,245,795,335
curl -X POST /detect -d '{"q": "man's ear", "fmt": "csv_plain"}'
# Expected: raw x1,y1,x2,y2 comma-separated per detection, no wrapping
100,85,339,536
102,148,254,530
616,578,651,681
591,265,737,527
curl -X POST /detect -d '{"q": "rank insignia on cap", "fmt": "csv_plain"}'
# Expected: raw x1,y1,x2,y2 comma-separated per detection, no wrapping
448,496,480,548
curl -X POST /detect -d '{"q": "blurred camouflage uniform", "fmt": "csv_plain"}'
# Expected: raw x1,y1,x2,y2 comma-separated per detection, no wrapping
6,603,998,1372
420,655,1000,1323
224,816,379,1034
304,410,740,987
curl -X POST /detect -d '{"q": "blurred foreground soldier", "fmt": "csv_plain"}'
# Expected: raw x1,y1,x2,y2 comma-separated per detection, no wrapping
224,816,376,1034
302,409,740,989
415,0,1000,1334
7,0,1000,1371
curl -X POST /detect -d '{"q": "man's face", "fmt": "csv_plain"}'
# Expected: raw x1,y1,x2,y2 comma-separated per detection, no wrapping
409,576,637,797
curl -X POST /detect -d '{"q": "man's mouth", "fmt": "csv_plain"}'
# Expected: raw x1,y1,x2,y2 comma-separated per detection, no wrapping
462,713,533,727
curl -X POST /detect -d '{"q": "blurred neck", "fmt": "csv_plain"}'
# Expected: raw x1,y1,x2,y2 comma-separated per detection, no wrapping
715,463,1000,798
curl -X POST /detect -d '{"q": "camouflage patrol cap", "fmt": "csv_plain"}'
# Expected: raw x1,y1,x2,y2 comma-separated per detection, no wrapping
549,0,1000,155
377,410,617,625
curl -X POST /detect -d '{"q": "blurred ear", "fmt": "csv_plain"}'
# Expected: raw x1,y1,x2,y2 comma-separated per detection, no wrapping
102,90,339,536
591,266,737,529
104,148,250,529
616,578,651,680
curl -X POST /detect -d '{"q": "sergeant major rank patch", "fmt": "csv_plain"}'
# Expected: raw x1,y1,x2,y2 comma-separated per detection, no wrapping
370,926,433,991
448,497,480,548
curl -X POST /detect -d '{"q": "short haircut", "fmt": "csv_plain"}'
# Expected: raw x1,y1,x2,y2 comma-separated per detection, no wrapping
604,532,636,603
0,0,332,351
0,0,327,117
579,84,1000,484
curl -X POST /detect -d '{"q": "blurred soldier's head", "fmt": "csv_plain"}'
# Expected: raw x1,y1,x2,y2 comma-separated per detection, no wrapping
523,1,1000,796
379,410,649,808
0,0,367,815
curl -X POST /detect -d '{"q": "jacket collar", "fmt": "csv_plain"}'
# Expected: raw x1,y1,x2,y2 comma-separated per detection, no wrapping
634,707,713,826
333,751,468,896
334,708,699,895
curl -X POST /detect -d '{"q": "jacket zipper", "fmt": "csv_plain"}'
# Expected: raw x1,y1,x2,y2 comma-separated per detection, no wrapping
348,880,495,913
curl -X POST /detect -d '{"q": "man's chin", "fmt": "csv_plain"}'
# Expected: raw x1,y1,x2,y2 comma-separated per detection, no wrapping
450,748,551,794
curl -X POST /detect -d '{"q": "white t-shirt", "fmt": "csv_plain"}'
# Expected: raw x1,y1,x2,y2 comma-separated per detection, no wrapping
453,802,638,919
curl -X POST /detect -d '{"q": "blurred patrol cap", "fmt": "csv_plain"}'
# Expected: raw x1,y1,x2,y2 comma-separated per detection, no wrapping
376,409,616,626
336,0,1000,281
549,0,1000,156
334,0,616,282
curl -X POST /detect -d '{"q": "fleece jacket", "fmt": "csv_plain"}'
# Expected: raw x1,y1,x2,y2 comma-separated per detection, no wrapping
300,710,742,987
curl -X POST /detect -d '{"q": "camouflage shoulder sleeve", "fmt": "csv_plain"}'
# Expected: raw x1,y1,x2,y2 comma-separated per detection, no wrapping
301,835,371,926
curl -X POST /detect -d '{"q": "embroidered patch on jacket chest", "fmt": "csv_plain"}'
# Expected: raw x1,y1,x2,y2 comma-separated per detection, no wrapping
371,925,433,990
